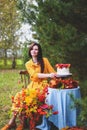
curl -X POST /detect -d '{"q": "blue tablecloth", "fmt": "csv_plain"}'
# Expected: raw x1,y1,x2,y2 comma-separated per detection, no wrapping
36,87,81,130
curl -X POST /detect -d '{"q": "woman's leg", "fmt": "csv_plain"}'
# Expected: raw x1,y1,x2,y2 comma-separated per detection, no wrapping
8,114,17,126
1,114,17,130
16,113,27,130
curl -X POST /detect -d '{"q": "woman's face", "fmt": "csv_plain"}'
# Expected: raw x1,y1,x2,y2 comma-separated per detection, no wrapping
30,45,39,57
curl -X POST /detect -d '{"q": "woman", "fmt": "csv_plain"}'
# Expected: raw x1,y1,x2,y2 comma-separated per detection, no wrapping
2,42,57,130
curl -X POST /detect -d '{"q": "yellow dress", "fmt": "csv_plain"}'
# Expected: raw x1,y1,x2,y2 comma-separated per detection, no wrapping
11,57,56,112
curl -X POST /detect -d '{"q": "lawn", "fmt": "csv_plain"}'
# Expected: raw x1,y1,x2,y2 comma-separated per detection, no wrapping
0,70,23,129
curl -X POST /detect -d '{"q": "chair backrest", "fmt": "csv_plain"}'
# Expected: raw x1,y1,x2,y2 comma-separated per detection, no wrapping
19,70,30,88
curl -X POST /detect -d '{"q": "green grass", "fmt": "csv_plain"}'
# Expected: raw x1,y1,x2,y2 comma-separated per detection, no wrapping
0,70,23,129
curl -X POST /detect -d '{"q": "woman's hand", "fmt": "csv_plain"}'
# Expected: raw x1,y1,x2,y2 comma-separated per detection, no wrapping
49,73,58,78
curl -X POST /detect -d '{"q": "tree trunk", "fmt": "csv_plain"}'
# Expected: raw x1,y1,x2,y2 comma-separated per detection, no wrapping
12,56,16,69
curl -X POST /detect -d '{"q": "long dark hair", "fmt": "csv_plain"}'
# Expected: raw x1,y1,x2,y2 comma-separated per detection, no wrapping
29,42,44,73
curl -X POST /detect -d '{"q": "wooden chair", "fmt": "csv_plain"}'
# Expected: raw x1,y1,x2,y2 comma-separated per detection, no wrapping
19,70,30,88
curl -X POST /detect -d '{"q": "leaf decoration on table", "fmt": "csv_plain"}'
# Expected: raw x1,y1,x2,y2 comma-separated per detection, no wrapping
49,78,79,89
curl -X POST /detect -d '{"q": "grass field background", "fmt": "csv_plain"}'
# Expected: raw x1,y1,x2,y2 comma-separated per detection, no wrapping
0,70,23,129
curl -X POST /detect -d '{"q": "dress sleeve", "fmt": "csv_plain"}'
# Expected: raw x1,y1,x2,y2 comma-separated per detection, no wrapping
44,58,56,73
25,61,39,81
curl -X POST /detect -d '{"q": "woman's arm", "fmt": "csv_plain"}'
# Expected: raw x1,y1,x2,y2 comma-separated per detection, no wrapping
44,58,56,73
38,58,57,78
25,58,57,81
38,73,57,78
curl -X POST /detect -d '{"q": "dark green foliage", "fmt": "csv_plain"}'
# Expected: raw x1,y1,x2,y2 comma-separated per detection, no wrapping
22,43,29,64
70,94,87,127
77,97,87,127
80,80,87,98
17,0,87,80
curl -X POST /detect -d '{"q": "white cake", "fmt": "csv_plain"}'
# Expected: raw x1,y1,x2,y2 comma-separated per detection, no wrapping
56,64,71,75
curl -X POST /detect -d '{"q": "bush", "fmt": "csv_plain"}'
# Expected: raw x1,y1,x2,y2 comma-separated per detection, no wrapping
22,44,29,64
77,97,87,127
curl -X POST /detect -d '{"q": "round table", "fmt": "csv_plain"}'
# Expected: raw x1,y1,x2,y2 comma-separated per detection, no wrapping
36,87,81,130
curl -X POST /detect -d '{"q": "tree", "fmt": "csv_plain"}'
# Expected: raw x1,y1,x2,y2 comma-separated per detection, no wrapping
17,0,87,79
0,0,21,68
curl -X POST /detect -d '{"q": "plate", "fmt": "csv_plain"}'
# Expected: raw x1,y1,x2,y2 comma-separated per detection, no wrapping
56,73,72,78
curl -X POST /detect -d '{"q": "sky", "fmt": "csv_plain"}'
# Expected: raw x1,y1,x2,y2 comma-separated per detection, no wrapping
19,23,34,43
